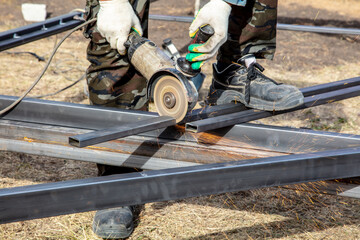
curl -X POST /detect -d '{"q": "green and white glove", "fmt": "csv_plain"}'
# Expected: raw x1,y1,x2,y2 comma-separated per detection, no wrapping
97,0,142,55
187,0,232,70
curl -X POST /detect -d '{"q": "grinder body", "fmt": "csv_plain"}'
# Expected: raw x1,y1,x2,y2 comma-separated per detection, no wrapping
127,33,175,80
126,32,198,123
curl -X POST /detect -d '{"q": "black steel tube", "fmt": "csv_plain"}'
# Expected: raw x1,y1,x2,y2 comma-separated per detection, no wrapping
0,95,158,130
186,84,360,133
0,12,83,52
69,116,176,147
182,103,247,123
301,77,360,97
149,15,360,35
1,147,360,224
277,23,360,35
182,77,360,123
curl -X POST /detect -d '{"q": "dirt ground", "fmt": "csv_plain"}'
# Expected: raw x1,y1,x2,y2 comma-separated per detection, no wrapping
0,0,360,239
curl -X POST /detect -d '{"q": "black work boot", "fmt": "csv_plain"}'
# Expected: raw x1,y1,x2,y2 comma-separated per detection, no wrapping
207,55,304,111
93,206,135,239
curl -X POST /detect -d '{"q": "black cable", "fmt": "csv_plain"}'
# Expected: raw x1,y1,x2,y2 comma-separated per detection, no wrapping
0,18,96,115
32,74,86,99
3,51,45,61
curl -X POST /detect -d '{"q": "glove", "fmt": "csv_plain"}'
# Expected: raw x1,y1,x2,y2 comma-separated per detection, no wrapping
187,0,232,70
97,0,143,55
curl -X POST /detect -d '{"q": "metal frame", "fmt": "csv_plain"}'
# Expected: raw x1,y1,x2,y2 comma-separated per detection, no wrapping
1,11,360,226
2,95,360,223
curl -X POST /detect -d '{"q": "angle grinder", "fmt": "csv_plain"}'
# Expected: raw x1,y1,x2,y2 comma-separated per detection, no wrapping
125,26,214,123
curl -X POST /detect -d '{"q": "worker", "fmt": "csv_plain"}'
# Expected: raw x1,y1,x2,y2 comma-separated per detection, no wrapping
83,0,304,239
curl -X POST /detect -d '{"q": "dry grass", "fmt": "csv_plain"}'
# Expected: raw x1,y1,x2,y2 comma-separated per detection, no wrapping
0,32,89,104
279,0,360,17
0,0,360,239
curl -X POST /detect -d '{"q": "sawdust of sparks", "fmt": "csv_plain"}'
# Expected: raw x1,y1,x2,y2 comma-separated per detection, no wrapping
169,125,248,164
273,180,357,231
23,137,34,143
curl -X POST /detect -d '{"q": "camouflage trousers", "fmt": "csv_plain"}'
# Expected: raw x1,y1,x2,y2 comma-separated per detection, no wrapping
217,0,278,65
84,0,149,175
83,0,277,174
84,0,277,108
84,0,150,110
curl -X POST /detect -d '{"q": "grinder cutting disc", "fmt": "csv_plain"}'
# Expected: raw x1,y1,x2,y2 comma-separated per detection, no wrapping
153,75,189,123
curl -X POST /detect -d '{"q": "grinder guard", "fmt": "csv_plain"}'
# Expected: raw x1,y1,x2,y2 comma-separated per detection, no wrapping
126,32,198,122
148,68,198,111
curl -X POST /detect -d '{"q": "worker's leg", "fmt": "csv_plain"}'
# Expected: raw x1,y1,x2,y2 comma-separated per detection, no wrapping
84,0,150,239
208,0,304,110
217,0,278,64
84,0,149,110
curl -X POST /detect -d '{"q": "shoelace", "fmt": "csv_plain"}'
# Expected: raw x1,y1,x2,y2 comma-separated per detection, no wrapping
245,62,265,104
213,62,280,105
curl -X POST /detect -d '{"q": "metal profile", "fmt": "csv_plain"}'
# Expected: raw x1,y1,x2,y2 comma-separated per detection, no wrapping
69,116,176,147
186,84,360,133
0,12,83,52
0,95,158,130
0,138,200,170
1,147,360,224
149,15,360,35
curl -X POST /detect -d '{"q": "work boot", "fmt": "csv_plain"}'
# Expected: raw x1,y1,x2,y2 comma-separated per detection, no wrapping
207,55,304,111
93,206,135,239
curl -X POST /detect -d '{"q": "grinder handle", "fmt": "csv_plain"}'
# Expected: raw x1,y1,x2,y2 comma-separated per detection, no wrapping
191,24,215,45
177,25,215,76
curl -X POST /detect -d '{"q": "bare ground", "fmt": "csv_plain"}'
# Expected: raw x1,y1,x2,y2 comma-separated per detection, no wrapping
0,0,360,239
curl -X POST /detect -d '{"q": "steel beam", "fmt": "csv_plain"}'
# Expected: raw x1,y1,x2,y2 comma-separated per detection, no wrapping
186,84,360,133
149,15,360,35
277,23,360,35
0,12,83,52
0,138,199,170
300,77,360,97
182,103,247,123
1,147,360,224
69,116,176,148
0,95,158,130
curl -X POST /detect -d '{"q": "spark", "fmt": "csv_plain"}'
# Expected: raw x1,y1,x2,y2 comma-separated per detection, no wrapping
23,137,34,143
222,232,230,240
225,193,238,209
313,10,320,22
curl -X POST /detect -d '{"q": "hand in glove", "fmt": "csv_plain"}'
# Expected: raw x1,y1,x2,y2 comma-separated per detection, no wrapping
97,0,142,55
186,0,232,70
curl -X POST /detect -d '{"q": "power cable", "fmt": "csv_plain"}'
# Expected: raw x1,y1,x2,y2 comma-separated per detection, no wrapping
3,51,45,61
0,18,96,115
32,74,86,99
